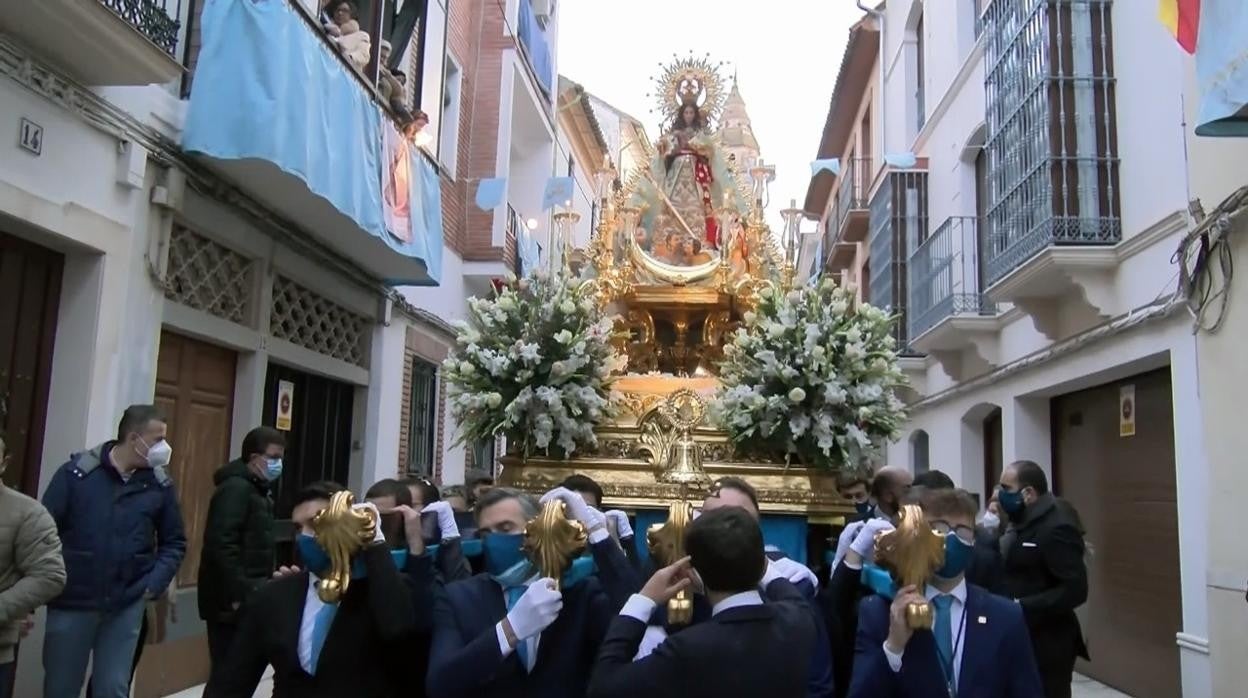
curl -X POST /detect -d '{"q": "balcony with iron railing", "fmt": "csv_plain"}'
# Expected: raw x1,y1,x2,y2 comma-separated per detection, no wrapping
908,216,999,346
183,0,444,286
832,156,872,245
2,0,183,85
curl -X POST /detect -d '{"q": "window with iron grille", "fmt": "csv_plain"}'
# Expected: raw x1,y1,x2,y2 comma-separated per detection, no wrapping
868,171,928,353
406,357,438,476
982,0,1120,286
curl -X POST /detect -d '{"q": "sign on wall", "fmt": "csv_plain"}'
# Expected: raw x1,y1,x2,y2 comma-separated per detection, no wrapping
1119,384,1136,438
276,380,295,431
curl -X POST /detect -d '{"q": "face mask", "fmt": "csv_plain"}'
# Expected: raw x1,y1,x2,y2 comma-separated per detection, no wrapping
137,437,172,469
296,533,332,576
997,487,1026,516
980,510,1001,532
854,501,874,517
265,458,283,481
482,532,531,580
934,532,975,580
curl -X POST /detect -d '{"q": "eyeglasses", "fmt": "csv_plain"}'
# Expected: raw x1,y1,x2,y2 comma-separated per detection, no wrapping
930,520,976,545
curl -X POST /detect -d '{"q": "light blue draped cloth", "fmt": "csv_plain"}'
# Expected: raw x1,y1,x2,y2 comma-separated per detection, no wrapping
1193,0,1248,136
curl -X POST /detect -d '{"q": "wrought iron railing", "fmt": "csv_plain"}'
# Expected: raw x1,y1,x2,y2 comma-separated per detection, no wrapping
982,0,1121,286
100,0,181,56
908,216,998,340
833,156,872,238
868,170,928,354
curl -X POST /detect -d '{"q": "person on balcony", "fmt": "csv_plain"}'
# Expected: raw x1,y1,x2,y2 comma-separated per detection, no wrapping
325,1,370,72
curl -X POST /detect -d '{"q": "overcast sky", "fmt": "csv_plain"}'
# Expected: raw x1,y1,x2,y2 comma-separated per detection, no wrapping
558,0,864,236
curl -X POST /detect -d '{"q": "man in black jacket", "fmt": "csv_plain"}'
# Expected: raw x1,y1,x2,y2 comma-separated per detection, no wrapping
198,427,286,681
206,481,431,698
588,507,816,698
998,460,1089,698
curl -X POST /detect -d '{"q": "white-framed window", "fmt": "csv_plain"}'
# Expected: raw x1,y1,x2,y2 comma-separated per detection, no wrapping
413,0,448,159
439,55,463,176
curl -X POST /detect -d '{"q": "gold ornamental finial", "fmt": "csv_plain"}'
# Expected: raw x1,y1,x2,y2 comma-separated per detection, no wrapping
522,499,588,589
873,504,946,629
310,490,377,604
646,500,696,625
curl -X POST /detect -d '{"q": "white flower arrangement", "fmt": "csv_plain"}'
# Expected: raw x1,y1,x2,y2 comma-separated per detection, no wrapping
713,279,908,469
443,270,626,458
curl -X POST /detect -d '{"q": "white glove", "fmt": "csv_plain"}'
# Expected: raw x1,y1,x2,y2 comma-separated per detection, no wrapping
505,578,563,641
768,556,819,591
353,502,386,544
422,501,460,539
850,518,895,560
604,510,634,538
540,487,606,532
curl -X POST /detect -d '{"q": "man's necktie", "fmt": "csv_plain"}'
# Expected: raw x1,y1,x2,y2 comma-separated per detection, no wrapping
308,602,338,675
506,586,530,669
932,594,955,688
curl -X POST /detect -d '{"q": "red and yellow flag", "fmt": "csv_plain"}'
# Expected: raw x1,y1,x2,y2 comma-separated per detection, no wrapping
1159,0,1201,54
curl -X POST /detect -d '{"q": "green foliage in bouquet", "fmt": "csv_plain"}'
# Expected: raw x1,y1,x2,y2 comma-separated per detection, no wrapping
714,278,908,469
443,270,626,459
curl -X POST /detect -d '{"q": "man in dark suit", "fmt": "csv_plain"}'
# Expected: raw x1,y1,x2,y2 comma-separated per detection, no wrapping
849,488,1044,698
425,486,638,698
588,506,816,698
998,461,1088,698
205,481,432,698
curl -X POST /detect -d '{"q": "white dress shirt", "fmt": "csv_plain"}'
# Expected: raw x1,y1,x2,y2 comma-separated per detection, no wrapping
298,574,331,674
493,526,611,671
882,579,968,687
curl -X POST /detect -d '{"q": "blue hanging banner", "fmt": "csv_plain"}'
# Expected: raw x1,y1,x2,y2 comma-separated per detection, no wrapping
810,158,841,177
475,177,507,211
883,152,918,169
542,176,575,211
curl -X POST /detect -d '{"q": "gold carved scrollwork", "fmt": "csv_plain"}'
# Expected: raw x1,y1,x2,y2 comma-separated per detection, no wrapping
310,491,377,604
618,309,659,374
874,504,946,629
522,499,588,589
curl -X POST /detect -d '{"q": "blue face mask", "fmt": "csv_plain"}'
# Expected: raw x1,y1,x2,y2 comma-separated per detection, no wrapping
482,532,530,580
854,501,874,517
264,458,283,481
934,532,975,580
861,562,897,599
296,533,331,576
997,487,1025,516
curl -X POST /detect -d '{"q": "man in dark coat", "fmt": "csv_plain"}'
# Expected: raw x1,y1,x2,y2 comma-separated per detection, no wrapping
998,460,1089,698
197,426,286,682
40,404,187,698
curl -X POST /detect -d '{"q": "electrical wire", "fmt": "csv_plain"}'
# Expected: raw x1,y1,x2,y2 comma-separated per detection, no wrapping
1173,185,1248,334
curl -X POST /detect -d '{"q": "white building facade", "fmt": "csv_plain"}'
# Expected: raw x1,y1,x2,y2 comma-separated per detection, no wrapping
0,0,569,693
807,1,1240,696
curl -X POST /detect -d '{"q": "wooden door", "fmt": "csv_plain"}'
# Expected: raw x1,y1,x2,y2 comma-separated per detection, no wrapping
262,362,354,564
982,407,1003,491
154,330,237,588
1052,368,1181,698
0,231,62,496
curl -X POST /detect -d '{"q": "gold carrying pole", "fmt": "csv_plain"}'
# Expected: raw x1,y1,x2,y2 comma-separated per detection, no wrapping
646,500,696,625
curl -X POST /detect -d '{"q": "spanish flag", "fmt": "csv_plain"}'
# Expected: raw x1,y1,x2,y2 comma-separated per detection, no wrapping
1159,0,1201,54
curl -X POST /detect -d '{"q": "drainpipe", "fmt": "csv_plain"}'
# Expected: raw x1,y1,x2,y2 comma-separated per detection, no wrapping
856,0,886,156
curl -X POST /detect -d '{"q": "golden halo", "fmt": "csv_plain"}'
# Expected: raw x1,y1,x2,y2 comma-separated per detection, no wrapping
651,53,727,127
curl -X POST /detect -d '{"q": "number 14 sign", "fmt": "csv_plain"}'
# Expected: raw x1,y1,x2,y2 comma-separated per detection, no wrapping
19,117,43,156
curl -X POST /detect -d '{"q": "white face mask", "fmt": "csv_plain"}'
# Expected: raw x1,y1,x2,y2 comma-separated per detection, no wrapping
979,510,1001,532
138,437,173,469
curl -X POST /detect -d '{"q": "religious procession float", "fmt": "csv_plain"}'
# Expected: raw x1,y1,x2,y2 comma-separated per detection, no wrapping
441,56,908,568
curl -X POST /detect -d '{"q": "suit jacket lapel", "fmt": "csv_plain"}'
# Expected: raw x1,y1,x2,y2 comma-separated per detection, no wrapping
957,587,988,695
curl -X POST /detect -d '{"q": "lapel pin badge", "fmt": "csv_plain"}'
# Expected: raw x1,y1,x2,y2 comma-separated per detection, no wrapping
977,616,987,624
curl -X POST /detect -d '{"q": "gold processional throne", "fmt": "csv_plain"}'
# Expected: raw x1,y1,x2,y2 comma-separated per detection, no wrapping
499,56,855,569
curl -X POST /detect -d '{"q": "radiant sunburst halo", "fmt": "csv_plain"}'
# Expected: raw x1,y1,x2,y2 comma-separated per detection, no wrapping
651,53,727,128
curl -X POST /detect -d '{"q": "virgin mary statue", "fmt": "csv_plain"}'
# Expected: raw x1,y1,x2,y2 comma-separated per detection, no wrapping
630,57,747,268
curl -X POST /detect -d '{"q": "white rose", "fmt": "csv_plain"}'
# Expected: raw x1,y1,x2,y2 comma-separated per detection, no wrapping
560,300,576,314
486,392,503,408
459,361,474,375
497,296,516,312
555,329,574,344
759,286,774,299
786,290,802,305
743,311,757,324
767,323,786,339
788,387,807,403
